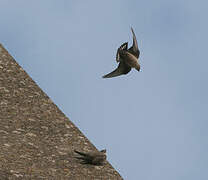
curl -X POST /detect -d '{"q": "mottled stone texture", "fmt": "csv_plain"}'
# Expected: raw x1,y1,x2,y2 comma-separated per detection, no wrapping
0,44,123,179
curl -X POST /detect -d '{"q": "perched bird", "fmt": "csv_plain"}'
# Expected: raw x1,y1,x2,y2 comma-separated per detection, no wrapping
74,149,106,165
103,27,140,78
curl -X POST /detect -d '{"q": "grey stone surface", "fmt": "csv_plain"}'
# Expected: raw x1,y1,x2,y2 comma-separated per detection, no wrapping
0,44,123,179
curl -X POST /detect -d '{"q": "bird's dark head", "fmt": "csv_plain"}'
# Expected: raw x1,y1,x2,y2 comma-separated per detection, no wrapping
136,64,140,72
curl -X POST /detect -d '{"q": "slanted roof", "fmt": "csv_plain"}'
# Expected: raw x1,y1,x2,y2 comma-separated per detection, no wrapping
0,44,123,179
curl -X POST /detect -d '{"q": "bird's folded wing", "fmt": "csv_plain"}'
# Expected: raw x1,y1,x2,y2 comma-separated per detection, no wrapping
74,150,88,157
102,62,131,78
116,42,128,62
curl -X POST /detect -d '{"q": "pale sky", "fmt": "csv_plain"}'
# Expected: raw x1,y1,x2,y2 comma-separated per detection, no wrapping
1,1,208,179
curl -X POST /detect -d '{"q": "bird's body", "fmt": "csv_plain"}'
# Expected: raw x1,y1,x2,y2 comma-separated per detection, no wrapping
103,27,140,78
74,149,106,165
119,50,140,71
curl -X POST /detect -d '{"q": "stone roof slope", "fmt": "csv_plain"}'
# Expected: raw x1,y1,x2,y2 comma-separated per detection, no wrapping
0,44,123,179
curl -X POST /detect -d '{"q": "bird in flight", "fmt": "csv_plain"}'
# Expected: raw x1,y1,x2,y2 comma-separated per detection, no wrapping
103,27,140,78
74,149,106,165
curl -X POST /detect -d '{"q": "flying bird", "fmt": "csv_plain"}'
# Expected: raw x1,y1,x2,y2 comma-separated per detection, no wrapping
103,27,140,78
74,149,106,165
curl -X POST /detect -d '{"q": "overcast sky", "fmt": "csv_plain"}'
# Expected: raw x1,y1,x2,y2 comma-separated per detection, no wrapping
1,1,208,179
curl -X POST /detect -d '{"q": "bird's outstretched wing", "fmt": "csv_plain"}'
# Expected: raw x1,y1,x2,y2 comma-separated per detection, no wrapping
102,61,131,78
128,27,140,58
